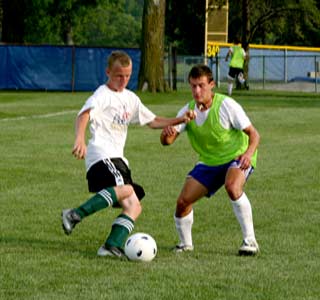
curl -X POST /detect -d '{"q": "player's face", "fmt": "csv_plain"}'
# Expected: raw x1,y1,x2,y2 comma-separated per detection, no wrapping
189,76,215,107
106,61,132,92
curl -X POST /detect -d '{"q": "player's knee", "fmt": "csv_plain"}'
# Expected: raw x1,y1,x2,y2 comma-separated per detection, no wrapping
116,184,134,199
121,192,142,220
176,196,193,217
225,181,242,200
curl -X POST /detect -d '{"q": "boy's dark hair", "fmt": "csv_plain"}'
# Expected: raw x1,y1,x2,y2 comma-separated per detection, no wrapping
233,36,241,44
188,64,214,83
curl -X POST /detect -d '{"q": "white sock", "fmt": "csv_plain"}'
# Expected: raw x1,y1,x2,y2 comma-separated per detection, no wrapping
174,210,194,246
227,83,233,96
231,193,256,242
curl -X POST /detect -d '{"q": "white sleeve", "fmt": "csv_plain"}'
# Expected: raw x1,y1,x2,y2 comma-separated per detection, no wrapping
137,103,156,125
78,86,105,117
130,94,156,125
174,104,189,133
78,93,95,116
219,97,251,130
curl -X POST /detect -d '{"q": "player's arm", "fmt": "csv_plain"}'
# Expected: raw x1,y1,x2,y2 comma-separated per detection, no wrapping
147,110,196,129
237,124,260,169
72,109,90,159
160,126,179,146
225,49,232,61
243,48,248,61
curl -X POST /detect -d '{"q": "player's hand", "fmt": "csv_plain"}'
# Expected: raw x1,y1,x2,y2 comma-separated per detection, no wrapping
161,125,176,137
183,110,197,123
72,140,87,159
236,153,251,170
160,125,178,146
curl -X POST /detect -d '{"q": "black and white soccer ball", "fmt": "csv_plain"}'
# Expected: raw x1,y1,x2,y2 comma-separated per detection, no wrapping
124,233,157,262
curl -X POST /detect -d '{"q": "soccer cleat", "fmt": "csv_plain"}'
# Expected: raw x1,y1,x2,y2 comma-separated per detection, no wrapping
61,209,81,235
238,239,259,256
97,245,127,259
173,244,194,253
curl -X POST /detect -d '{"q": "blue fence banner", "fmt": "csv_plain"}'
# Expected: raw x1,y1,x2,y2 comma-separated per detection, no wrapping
0,45,140,91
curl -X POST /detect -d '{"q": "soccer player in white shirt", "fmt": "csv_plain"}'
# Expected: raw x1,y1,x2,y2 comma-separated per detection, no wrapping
62,51,195,258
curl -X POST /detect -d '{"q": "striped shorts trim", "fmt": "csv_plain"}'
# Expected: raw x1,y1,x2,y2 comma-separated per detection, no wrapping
103,158,124,186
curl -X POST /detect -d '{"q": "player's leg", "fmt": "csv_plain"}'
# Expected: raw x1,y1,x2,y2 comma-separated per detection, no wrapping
90,158,144,257
224,166,259,255
227,68,236,96
174,177,208,252
97,184,142,258
61,184,131,235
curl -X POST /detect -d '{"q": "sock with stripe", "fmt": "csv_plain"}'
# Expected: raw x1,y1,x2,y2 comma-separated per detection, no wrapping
74,187,118,219
105,214,134,249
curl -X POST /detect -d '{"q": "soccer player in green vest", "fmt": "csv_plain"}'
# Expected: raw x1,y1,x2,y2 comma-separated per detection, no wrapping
225,37,247,96
160,64,260,255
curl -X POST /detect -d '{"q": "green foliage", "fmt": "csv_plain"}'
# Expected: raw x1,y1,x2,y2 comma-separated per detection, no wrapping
228,0,320,46
23,0,143,46
2,0,320,52
1,89,320,299
165,0,206,55
73,3,142,47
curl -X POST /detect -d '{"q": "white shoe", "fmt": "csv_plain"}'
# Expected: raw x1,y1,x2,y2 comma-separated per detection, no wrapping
97,245,127,259
173,244,194,253
239,239,259,256
61,209,81,235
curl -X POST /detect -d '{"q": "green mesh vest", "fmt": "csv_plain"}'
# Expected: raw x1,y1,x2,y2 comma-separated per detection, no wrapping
230,45,245,69
186,93,257,167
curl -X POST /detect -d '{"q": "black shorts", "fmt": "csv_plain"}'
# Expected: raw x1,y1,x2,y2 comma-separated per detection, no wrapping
86,158,145,200
228,67,243,80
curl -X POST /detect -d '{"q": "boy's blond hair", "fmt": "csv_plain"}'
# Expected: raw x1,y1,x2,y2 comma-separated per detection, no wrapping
107,51,132,69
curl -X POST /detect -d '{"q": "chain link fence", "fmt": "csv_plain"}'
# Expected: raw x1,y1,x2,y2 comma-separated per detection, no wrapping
165,54,320,93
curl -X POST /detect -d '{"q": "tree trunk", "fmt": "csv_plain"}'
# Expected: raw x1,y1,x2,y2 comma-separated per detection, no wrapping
138,0,167,92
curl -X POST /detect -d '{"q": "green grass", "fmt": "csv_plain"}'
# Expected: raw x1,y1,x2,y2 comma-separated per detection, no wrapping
0,88,320,300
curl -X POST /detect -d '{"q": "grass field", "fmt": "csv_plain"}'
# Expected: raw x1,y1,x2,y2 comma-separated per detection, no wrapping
0,88,320,300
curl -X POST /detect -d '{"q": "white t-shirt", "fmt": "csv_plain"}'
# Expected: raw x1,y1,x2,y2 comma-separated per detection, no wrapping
175,96,251,133
78,84,156,171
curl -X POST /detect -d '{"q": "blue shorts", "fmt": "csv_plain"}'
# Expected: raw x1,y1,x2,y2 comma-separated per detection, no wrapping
188,160,254,197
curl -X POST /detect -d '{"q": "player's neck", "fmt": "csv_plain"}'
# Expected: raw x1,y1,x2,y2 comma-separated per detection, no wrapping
106,82,124,92
205,97,213,110
199,95,213,111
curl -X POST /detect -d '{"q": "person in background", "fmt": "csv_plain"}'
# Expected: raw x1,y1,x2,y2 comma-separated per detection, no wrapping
225,37,247,96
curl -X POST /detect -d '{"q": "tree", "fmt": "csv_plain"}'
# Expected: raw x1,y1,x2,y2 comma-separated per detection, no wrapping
1,0,25,43
25,0,101,45
1,0,143,46
138,0,167,92
71,1,142,47
166,0,206,55
0,0,3,40
228,0,320,47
